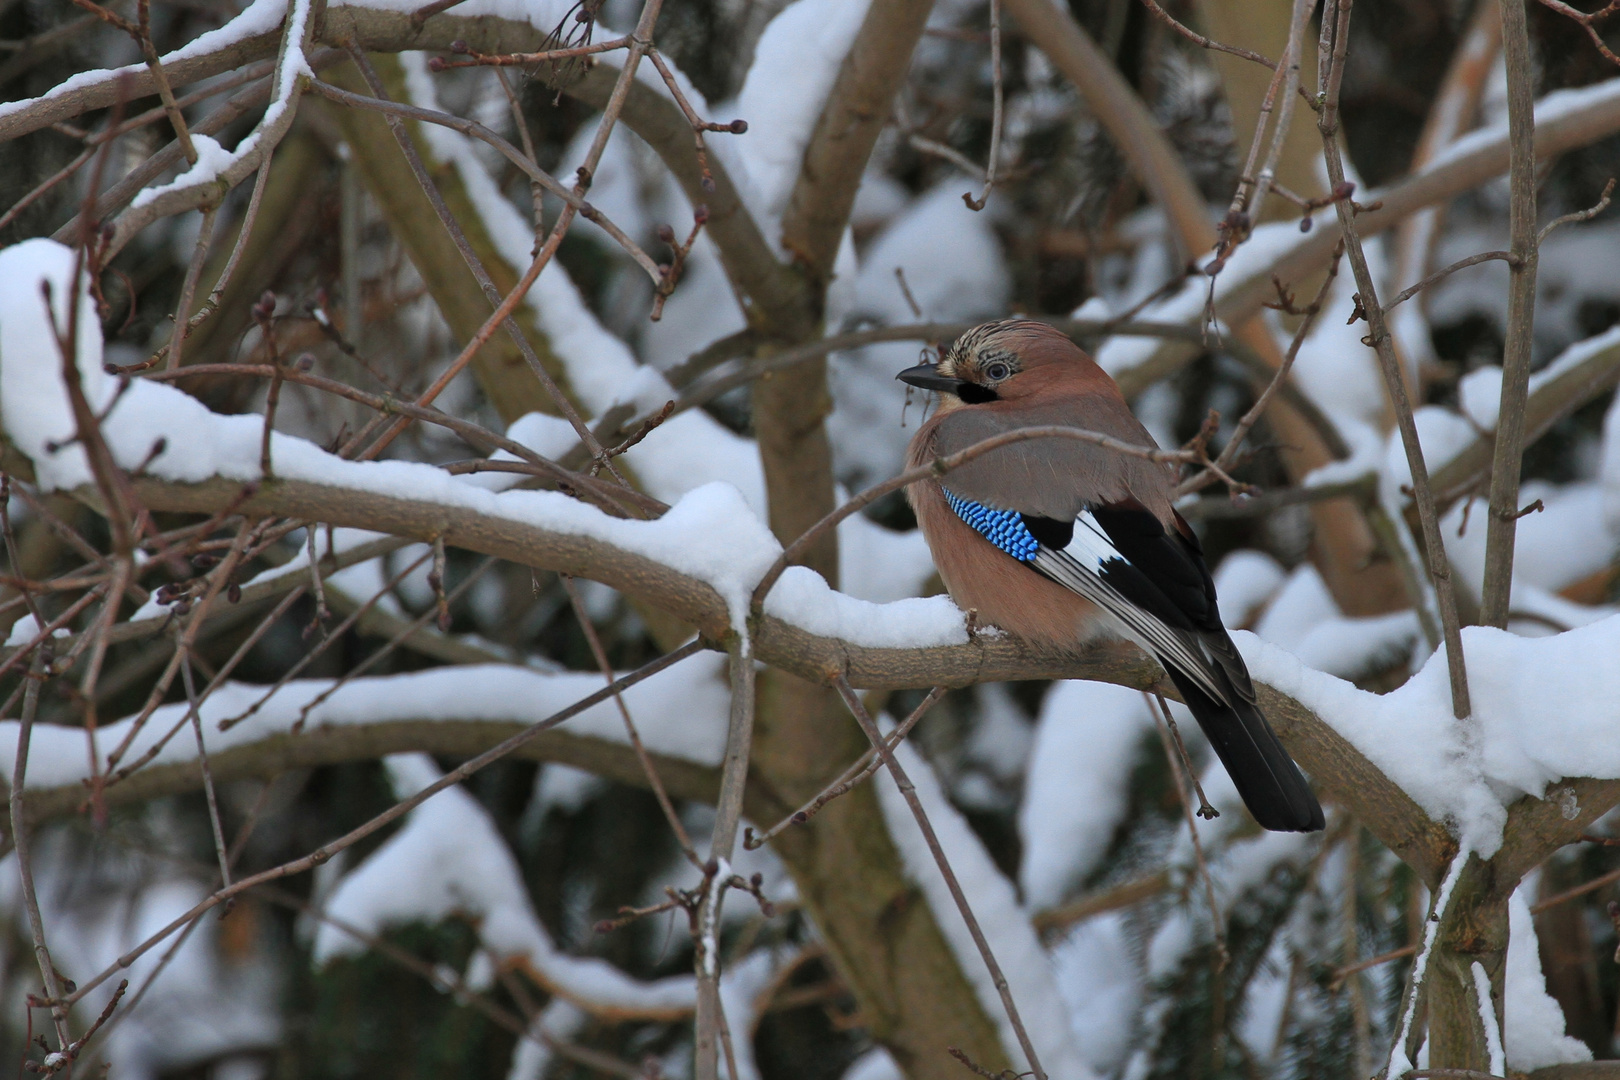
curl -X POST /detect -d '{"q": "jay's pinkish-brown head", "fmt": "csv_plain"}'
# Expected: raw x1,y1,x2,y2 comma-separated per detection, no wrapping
895,318,1115,411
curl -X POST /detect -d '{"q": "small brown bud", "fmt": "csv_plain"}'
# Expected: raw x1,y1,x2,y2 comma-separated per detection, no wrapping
449,39,468,53
295,352,316,371
1332,180,1357,201
656,224,676,244
227,583,242,604
727,118,748,134
693,205,709,225
427,56,448,72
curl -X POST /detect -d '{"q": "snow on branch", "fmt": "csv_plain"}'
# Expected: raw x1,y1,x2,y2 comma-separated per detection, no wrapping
5,236,1618,892
316,754,699,1020
1100,76,1620,396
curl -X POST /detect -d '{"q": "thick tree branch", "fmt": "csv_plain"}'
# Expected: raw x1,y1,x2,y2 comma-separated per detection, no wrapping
777,0,935,291
79,469,1449,879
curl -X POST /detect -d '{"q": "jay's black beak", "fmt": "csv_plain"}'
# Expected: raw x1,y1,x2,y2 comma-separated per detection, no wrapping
896,363,969,395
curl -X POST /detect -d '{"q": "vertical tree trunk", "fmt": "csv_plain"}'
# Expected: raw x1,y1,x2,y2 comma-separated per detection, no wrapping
1425,857,1510,1072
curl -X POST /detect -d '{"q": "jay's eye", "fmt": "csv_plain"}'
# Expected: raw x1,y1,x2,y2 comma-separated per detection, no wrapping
983,361,1012,381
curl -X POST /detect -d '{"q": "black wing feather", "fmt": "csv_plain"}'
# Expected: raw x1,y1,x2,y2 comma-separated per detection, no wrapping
1022,503,1322,832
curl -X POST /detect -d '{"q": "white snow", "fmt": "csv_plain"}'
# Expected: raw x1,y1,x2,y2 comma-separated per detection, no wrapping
129,135,238,209
1246,610,1620,855
316,754,698,1015
0,0,293,125
0,657,733,792
1212,550,1286,629
732,0,874,227
875,738,1095,1079
1473,961,1506,1076
0,238,972,649
1505,885,1592,1070
1018,681,1153,908
1049,912,1144,1074
842,1048,903,1080
1426,76,1620,176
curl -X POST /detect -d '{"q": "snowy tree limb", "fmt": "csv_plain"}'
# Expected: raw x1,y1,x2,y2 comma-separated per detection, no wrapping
778,0,936,290
89,470,1464,877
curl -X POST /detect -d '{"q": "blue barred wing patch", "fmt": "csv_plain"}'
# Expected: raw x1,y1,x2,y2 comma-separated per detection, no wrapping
942,489,1040,561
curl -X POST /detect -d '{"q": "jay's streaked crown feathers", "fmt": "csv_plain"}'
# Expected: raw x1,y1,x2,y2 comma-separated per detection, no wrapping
898,319,1324,833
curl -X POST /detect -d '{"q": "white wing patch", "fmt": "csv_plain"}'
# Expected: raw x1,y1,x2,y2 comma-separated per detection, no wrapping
1032,511,1229,705
1064,510,1126,573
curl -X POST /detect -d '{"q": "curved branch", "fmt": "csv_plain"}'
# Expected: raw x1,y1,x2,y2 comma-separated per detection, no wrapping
10,715,726,835
98,468,1442,878
777,0,936,291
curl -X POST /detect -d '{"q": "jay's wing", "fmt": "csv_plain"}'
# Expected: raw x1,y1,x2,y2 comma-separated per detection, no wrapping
942,489,1325,833
943,490,1233,704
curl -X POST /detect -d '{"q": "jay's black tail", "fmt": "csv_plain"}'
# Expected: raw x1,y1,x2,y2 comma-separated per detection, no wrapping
1163,668,1324,833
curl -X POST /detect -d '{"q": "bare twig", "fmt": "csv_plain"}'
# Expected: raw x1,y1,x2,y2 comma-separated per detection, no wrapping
907,133,987,182
255,293,284,478
12,648,72,1051
1383,250,1518,313
1318,0,1471,720
744,687,947,850
1030,869,1172,934
1149,692,1228,969
1330,943,1419,989
1152,692,1217,819
1479,0,1543,627
489,64,544,245
1538,176,1615,245
1135,0,1277,68
306,524,331,628
165,206,217,371
1529,865,1620,913
1535,0,1620,67
427,35,632,69
963,0,1004,211
693,638,757,1080
560,574,700,866
134,0,198,164
1215,0,1313,263
179,654,232,888
644,47,748,197
833,676,1048,1080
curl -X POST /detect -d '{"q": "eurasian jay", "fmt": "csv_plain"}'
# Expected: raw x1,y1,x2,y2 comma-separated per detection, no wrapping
898,319,1324,833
